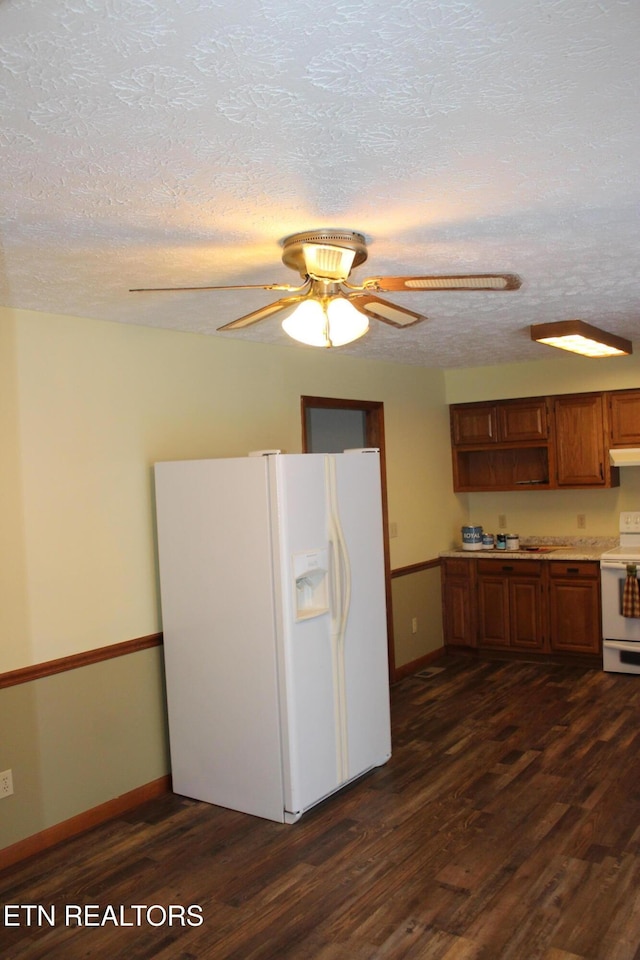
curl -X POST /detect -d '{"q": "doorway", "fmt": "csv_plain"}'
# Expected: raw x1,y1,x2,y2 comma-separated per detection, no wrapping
300,396,396,681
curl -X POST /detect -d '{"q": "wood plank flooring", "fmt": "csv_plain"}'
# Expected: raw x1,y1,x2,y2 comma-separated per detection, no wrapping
3,655,640,959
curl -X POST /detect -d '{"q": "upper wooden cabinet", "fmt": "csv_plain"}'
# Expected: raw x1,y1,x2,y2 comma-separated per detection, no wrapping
451,397,548,446
451,396,553,491
497,398,549,443
451,403,498,445
608,390,640,447
450,390,622,491
554,393,614,487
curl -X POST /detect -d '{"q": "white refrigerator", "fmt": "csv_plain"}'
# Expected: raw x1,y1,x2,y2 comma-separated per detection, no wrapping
154,450,392,823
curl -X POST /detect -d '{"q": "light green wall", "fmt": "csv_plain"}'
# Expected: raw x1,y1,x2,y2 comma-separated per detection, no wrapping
0,648,168,849
0,314,30,668
444,351,640,404
4,306,457,674
1,306,457,850
392,567,444,667
444,351,640,540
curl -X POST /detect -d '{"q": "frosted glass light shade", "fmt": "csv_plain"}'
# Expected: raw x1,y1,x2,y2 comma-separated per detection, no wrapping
282,298,369,347
537,335,624,358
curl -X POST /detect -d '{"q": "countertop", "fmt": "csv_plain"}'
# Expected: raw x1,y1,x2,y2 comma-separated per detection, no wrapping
440,536,617,563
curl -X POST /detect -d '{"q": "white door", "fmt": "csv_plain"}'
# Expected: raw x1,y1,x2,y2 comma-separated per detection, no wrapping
271,453,391,819
333,452,392,778
271,454,343,817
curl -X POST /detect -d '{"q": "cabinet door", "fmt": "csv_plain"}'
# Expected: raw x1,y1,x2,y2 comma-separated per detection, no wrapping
548,564,601,655
442,561,476,647
477,575,510,648
498,398,549,442
554,394,608,486
509,577,546,651
608,390,640,446
451,404,497,445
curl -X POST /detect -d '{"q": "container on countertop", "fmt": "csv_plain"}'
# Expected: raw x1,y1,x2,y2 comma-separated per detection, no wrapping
462,525,483,551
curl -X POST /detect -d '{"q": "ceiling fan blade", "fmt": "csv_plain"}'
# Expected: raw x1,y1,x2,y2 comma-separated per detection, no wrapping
217,296,305,331
349,294,427,328
361,274,522,293
130,281,306,293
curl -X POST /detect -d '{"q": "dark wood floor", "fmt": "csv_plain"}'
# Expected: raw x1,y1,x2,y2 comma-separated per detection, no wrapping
3,655,640,959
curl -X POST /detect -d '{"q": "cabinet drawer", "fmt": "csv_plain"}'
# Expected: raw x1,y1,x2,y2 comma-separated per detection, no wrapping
442,558,474,578
477,559,542,577
549,561,600,579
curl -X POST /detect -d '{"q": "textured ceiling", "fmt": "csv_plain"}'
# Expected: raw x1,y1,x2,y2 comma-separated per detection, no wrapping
1,0,639,367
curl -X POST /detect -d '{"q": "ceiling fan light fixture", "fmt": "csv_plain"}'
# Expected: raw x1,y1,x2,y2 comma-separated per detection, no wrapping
302,243,356,281
531,320,632,358
282,297,369,347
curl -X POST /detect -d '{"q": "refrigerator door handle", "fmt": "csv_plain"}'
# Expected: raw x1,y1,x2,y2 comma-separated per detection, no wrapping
325,456,352,782
326,456,352,637
331,509,352,643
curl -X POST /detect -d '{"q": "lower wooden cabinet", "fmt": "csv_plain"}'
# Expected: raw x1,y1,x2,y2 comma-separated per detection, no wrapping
548,561,601,655
477,559,547,652
477,572,510,648
442,557,601,660
441,559,476,648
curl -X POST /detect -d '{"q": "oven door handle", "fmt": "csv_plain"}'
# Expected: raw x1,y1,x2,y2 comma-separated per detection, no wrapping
601,560,639,569
604,640,640,652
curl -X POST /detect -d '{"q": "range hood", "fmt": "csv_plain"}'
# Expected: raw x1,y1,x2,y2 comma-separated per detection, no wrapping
609,448,640,467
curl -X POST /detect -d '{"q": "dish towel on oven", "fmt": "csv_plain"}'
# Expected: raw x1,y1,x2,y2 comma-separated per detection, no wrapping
623,564,640,618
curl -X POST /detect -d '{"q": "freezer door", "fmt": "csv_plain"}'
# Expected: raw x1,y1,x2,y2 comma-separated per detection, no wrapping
155,457,287,822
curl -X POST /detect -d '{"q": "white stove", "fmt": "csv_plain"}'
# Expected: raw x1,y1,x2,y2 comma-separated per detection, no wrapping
601,545,640,561
601,512,640,673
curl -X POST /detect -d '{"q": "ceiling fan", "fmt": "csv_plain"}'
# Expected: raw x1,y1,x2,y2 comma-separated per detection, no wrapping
131,229,522,347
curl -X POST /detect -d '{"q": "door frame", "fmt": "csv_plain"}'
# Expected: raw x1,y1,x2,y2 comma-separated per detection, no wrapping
301,396,396,683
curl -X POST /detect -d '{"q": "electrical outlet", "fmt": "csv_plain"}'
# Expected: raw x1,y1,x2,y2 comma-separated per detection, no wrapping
0,769,13,798
411,617,418,635
498,514,507,529
577,514,586,529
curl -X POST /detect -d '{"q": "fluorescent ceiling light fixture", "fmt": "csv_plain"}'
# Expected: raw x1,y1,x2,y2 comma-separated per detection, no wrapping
531,320,632,358
282,297,369,347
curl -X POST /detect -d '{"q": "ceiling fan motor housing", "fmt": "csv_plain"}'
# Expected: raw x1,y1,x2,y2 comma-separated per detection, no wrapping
281,230,368,280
